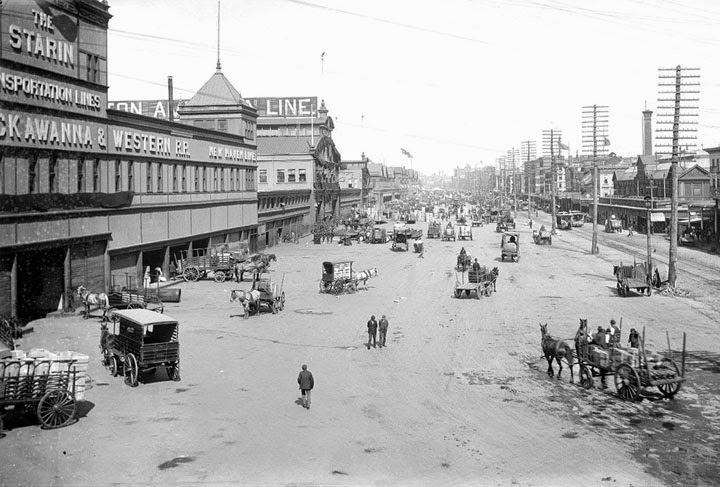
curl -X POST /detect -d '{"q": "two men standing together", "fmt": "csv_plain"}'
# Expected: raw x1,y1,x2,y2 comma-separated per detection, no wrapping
367,314,390,349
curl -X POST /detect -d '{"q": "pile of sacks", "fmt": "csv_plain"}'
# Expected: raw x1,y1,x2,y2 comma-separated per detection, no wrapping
0,348,88,401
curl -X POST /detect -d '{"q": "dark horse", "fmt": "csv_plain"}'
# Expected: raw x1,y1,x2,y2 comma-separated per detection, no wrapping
539,323,574,382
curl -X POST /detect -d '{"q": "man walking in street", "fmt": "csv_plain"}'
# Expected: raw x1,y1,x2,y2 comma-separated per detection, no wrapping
378,315,389,347
297,364,314,410
367,315,378,349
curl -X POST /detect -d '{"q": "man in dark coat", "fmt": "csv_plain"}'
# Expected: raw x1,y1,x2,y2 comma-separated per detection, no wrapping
378,315,389,347
367,315,378,349
297,364,314,410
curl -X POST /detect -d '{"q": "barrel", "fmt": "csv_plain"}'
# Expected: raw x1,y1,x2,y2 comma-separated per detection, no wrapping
141,287,182,303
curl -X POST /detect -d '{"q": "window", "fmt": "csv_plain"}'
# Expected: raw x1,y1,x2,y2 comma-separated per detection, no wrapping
276,169,285,183
146,163,153,193
77,158,85,192
49,156,58,193
259,169,268,183
115,160,121,191
157,163,163,192
214,168,219,191
127,161,134,191
203,167,208,192
217,119,228,132
92,159,100,192
220,168,224,191
172,165,178,192
86,53,99,83
234,168,240,190
181,165,187,192
298,169,306,182
288,169,296,183
193,166,199,192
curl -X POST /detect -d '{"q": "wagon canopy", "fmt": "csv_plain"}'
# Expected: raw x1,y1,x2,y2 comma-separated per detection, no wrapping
111,309,178,326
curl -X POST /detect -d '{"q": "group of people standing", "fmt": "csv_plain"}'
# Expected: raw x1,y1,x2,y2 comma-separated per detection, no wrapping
366,315,390,349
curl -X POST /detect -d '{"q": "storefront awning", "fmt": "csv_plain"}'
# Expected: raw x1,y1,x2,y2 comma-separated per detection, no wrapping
650,212,666,222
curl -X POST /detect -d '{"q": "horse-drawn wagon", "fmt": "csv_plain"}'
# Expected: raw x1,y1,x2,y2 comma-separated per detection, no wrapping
107,289,164,314
101,309,180,387
500,231,519,262
471,213,484,227
391,229,412,251
442,223,456,241
177,248,237,282
605,214,623,233
230,275,286,319
369,227,388,244
576,323,685,401
0,353,86,435
319,261,357,294
457,225,473,240
556,212,572,230
427,221,442,239
495,220,508,233
453,266,499,298
533,227,552,245
614,261,651,296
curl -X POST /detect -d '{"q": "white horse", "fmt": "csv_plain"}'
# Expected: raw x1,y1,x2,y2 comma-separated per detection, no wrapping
230,289,261,318
76,285,110,320
354,267,378,290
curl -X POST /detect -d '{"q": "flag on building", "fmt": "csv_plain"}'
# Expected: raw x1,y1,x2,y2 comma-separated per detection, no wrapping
603,137,611,146
559,142,569,150
401,148,413,158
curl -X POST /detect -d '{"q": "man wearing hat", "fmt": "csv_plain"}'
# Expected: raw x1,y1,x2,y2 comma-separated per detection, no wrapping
592,326,607,348
378,315,389,347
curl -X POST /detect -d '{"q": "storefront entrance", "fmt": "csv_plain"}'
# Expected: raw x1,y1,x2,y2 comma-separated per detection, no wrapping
16,248,65,322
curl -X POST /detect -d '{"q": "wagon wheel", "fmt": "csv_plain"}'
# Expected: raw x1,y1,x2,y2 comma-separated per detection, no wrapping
579,365,593,389
657,359,682,399
279,292,286,310
332,280,344,295
108,355,119,377
166,362,181,382
614,363,640,401
182,267,197,282
37,389,76,429
214,270,226,283
127,302,144,309
124,353,139,387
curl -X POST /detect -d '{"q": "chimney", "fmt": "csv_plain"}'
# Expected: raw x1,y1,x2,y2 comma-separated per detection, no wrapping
642,109,653,156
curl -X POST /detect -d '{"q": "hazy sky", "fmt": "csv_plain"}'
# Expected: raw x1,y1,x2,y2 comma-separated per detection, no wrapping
106,0,720,174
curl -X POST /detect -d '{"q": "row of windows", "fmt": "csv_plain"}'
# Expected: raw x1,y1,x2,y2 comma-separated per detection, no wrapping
258,168,307,184
259,194,311,211
256,127,321,137
192,118,256,140
0,153,257,195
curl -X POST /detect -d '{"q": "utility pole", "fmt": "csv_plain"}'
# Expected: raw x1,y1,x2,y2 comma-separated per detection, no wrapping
582,105,609,255
506,148,520,218
521,140,537,219
543,129,561,234
657,66,699,288
497,156,505,209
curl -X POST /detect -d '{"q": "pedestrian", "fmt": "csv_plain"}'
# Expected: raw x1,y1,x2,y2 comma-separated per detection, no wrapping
367,315,378,349
529,218,533,230
297,364,314,410
627,225,634,237
628,328,640,349
609,319,621,345
378,315,389,347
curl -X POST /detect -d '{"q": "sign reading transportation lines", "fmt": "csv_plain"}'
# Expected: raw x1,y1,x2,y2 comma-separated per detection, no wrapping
245,97,318,117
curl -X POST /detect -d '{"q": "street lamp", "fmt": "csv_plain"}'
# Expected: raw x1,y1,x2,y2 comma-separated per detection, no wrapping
644,195,653,287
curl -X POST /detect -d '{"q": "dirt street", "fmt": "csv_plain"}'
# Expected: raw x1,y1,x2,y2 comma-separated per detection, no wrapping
2,211,719,486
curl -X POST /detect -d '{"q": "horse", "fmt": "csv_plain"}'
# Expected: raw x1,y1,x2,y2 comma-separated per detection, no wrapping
258,253,277,265
487,267,500,292
539,323,574,382
76,285,110,321
234,260,266,283
354,267,378,290
230,289,260,319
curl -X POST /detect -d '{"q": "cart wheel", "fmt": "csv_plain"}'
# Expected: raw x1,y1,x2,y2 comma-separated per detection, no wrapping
280,292,286,310
214,271,226,283
37,390,76,429
332,280,344,295
166,362,181,382
271,300,279,314
109,355,119,377
579,365,593,389
182,267,196,282
128,302,143,309
615,363,640,401
124,353,139,387
657,359,681,398
454,289,462,298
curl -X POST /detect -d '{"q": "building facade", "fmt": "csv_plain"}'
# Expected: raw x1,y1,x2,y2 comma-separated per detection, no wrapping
0,0,257,321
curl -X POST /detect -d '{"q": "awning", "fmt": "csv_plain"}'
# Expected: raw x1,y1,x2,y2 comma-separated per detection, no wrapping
650,212,666,222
